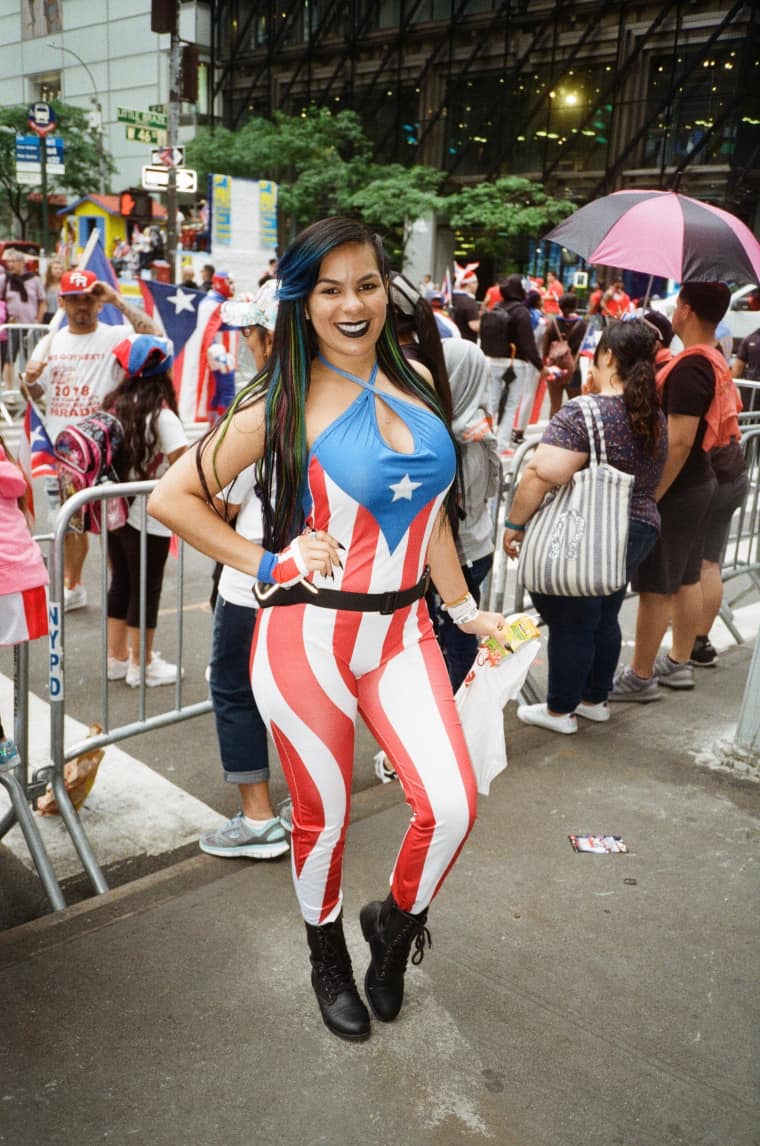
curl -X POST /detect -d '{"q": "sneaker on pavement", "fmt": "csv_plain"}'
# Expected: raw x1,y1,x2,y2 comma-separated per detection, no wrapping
199,812,290,859
373,750,398,784
653,653,695,690
63,584,87,612
517,703,577,735
278,797,293,833
691,635,717,667
126,652,181,688
107,656,129,681
574,701,610,723
608,665,661,702
0,739,21,767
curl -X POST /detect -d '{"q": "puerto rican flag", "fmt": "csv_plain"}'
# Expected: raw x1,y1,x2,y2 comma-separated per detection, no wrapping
17,400,58,521
21,400,58,477
49,230,126,335
139,280,223,422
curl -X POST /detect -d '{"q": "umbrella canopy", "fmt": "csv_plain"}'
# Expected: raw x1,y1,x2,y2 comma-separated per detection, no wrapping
545,190,760,285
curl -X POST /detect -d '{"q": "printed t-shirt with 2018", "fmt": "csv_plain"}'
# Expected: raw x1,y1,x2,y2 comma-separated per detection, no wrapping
39,324,126,441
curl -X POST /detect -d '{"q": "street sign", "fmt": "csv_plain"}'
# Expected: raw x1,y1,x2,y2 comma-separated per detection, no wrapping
16,135,65,179
28,101,56,136
126,124,166,145
151,146,185,168
117,106,168,129
16,135,64,162
141,165,198,193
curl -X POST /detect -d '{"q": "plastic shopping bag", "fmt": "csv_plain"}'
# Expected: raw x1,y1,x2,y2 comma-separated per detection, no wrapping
455,616,541,796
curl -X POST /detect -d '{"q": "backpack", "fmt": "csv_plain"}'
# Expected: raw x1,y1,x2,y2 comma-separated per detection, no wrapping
479,303,516,358
54,412,128,534
545,317,576,381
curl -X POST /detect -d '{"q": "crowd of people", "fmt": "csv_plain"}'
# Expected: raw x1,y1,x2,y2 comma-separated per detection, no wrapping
0,216,755,1045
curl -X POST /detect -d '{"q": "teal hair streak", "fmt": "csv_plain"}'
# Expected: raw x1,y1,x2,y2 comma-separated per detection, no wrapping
259,303,312,550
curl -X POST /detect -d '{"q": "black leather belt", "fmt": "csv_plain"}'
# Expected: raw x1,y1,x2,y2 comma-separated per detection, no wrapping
253,566,431,614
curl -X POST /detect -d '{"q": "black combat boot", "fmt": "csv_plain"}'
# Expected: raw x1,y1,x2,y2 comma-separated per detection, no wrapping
305,913,371,1041
359,893,431,1022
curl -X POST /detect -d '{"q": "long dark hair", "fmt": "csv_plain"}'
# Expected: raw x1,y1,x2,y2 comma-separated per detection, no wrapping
594,320,662,452
102,373,180,479
202,217,457,551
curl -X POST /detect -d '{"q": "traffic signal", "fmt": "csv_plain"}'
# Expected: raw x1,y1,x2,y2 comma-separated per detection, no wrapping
180,43,199,103
120,189,152,220
151,0,176,34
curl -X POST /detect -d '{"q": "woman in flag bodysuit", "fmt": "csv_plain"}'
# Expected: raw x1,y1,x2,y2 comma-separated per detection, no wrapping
148,218,511,1042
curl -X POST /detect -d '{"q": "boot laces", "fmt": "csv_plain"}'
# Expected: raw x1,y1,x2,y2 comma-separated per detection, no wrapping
381,918,431,976
313,929,356,999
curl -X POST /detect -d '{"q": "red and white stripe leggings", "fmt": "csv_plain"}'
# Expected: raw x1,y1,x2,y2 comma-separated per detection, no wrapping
251,600,477,925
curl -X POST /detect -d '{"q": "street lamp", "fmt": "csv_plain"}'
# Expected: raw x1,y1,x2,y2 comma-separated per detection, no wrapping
48,41,105,194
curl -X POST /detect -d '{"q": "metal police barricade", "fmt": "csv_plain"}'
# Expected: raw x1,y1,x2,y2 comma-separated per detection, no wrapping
718,425,760,642
0,322,51,424
485,438,539,618
0,640,66,910
41,480,213,900
485,437,542,704
737,380,760,428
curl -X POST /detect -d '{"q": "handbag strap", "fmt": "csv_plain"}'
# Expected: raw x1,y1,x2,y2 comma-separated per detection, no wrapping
576,395,607,467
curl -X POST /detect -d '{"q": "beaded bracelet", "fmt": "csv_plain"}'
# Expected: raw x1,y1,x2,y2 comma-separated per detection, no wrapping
504,518,525,532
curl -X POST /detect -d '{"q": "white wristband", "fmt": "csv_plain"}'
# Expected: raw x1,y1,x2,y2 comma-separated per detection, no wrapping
444,593,479,626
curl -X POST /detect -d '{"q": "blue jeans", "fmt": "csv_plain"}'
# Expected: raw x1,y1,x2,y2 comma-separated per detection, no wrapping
529,520,657,714
433,552,494,694
209,597,269,784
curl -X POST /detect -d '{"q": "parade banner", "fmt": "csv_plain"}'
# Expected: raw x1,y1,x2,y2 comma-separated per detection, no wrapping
208,176,279,293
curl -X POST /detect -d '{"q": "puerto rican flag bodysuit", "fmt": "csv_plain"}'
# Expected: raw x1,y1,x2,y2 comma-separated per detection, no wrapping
251,364,477,925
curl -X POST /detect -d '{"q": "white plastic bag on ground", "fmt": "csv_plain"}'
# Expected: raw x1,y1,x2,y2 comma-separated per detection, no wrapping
455,621,541,796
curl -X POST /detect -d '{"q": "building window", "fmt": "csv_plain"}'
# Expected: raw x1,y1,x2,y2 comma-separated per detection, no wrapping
644,43,746,169
29,71,62,103
22,0,63,40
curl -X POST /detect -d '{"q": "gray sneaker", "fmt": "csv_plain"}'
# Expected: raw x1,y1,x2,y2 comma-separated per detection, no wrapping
199,812,289,859
608,665,661,703
653,653,695,690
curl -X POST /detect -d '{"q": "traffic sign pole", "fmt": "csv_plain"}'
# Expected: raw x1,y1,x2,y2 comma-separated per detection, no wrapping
166,27,181,284
40,129,48,255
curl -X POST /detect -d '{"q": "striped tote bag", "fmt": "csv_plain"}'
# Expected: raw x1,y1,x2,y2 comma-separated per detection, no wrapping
516,396,634,596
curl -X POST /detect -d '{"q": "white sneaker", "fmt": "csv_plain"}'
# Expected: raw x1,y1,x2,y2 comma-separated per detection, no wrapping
574,701,610,723
126,652,181,688
517,703,577,735
64,584,87,612
107,656,129,681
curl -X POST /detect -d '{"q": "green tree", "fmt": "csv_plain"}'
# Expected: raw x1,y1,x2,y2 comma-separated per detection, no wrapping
186,107,372,244
0,101,116,240
348,164,445,263
444,176,576,265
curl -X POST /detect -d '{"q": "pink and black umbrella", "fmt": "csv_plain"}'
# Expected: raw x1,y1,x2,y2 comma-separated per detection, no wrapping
545,190,760,285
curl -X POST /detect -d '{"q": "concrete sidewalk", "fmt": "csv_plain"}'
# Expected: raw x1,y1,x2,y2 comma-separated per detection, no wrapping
0,644,758,1146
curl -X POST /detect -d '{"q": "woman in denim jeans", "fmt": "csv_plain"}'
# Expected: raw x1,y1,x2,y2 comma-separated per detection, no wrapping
502,320,667,734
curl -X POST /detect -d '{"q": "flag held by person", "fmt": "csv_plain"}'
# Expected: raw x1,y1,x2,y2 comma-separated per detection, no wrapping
139,279,223,422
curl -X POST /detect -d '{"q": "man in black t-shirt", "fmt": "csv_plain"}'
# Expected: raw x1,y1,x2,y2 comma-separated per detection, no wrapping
451,269,480,342
732,324,760,413
610,281,730,701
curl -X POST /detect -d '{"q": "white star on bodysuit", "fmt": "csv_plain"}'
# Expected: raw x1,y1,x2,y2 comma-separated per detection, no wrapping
166,289,196,315
389,473,422,502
